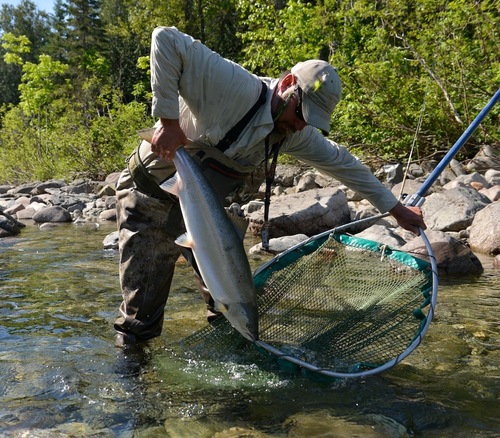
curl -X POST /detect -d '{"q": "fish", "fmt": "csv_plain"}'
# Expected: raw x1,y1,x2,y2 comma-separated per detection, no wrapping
138,130,258,341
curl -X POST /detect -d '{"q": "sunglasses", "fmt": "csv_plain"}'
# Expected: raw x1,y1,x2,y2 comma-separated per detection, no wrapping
295,86,305,122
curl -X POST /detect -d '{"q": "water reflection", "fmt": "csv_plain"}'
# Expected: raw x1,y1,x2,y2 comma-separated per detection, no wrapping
0,223,498,437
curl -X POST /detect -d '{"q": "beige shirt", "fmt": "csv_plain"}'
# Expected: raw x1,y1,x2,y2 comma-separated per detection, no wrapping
131,26,398,213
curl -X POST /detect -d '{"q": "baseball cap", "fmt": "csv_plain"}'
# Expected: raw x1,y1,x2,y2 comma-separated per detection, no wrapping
291,60,342,135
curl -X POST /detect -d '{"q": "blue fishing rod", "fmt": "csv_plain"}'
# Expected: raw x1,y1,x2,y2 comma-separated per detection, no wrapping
405,87,500,207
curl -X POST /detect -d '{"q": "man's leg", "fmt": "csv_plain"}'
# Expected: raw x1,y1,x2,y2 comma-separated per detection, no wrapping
114,188,184,344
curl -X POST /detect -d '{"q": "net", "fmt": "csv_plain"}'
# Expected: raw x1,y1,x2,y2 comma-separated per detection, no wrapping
183,232,437,378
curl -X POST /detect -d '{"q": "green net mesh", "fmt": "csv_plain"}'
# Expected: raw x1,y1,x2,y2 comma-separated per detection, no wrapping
183,233,434,376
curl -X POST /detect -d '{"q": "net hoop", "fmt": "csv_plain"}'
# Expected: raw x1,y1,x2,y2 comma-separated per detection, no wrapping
253,226,439,378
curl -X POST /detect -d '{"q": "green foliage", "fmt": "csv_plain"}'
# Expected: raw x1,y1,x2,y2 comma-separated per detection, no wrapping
18,54,70,116
0,0,498,184
1,33,31,65
237,0,331,75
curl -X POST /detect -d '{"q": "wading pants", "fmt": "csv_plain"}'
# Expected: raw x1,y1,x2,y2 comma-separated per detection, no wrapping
113,170,253,342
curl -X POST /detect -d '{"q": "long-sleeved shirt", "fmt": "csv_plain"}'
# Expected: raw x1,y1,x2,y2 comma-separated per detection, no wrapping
140,26,399,213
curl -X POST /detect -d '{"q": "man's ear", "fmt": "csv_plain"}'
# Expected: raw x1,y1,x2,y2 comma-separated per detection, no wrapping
278,73,296,92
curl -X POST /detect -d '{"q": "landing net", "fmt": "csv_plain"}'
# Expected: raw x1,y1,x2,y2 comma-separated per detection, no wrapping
184,231,437,378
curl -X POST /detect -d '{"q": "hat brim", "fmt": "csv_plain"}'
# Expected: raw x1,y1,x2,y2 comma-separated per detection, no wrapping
302,93,330,135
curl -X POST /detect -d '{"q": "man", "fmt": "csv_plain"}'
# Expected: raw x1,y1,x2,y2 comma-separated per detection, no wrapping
114,26,426,345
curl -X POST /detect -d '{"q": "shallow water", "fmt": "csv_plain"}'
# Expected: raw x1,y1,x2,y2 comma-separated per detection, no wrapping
0,222,498,437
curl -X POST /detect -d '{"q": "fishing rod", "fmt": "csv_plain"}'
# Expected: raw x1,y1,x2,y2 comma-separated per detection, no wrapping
405,87,500,207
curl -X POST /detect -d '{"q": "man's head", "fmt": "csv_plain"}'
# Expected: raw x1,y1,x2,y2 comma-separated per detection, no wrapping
291,60,342,135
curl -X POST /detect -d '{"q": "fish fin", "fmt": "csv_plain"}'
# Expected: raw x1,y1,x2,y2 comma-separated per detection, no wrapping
227,212,249,241
214,299,228,314
175,233,194,249
137,127,155,143
160,174,179,196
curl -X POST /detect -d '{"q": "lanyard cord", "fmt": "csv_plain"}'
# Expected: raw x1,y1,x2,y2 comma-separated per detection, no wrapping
262,135,284,251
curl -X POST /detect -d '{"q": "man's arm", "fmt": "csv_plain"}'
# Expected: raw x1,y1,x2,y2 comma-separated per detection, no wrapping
283,128,427,235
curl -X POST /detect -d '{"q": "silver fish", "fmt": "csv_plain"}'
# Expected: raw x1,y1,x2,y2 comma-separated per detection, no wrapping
156,143,259,341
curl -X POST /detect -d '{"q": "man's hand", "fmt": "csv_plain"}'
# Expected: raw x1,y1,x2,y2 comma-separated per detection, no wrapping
151,118,188,161
389,202,427,236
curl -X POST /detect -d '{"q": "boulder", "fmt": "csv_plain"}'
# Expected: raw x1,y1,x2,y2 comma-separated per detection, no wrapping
422,186,490,231
248,187,350,238
401,230,483,276
468,202,500,255
32,206,72,223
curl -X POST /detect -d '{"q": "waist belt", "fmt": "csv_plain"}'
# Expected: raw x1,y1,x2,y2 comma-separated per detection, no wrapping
127,146,174,201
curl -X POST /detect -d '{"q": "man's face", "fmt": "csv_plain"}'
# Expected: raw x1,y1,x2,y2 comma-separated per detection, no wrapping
273,87,308,136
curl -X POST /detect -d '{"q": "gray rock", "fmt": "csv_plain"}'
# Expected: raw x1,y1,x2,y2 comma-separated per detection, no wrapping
249,233,309,255
484,169,500,186
443,172,490,190
422,186,490,231
401,230,483,276
103,231,119,250
32,206,72,223
466,145,500,172
478,185,500,202
98,208,117,221
248,187,350,238
468,202,500,255
355,224,407,248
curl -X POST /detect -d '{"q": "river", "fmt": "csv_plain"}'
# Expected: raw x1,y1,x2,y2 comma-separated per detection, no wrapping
0,222,498,437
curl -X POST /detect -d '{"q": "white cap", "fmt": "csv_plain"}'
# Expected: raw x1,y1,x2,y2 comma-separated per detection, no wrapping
291,60,342,135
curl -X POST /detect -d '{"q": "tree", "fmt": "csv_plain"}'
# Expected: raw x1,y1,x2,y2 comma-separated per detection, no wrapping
0,0,52,106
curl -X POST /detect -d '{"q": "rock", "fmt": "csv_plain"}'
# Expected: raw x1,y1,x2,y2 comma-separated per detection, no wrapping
422,186,490,232
274,164,305,187
62,179,91,194
479,185,500,202
97,184,116,197
346,200,394,234
249,233,309,254
392,179,431,199
98,208,117,221
355,224,408,248
295,172,320,192
468,202,500,255
32,205,72,223
408,162,425,178
32,179,66,195
401,230,483,276
466,145,500,172
443,172,490,190
245,200,264,214
103,231,119,250
484,169,500,186
449,158,466,177
0,184,14,194
0,216,21,236
248,187,350,238
7,182,40,195
16,207,36,219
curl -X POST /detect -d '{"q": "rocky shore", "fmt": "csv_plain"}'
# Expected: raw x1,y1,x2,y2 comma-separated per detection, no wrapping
1,145,499,275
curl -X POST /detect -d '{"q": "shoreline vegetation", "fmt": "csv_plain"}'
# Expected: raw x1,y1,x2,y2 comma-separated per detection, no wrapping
0,0,498,185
